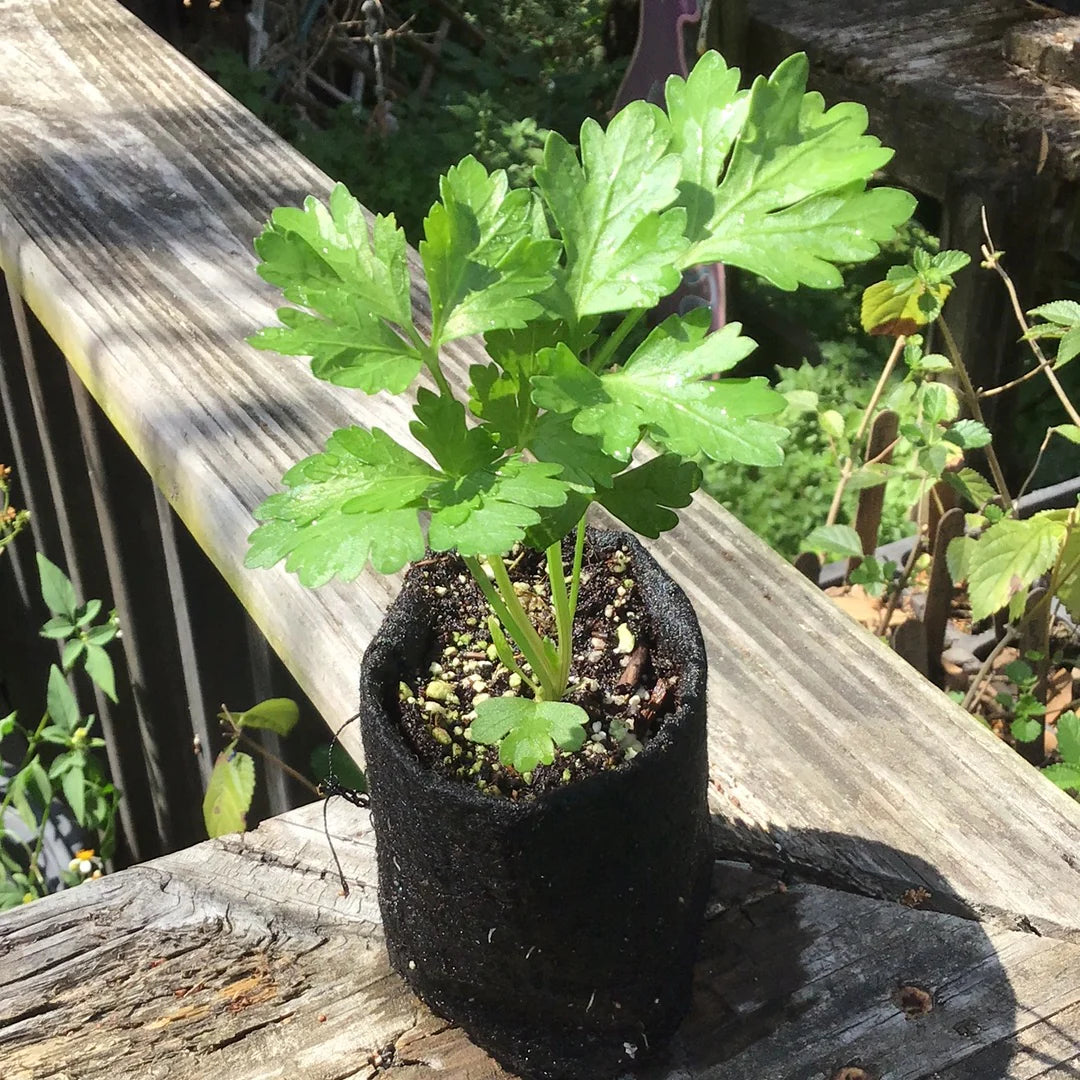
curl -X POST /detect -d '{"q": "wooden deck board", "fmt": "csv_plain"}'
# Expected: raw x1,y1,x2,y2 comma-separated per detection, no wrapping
3,0,1080,934
5,801,1080,1079
2,6,1080,1065
741,0,1080,199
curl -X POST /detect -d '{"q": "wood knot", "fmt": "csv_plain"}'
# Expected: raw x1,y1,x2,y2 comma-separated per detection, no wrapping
894,983,934,1018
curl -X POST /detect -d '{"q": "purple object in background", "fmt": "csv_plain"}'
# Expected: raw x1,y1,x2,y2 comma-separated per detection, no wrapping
612,0,726,332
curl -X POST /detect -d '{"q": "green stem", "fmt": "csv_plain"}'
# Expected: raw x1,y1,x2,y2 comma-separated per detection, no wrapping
568,516,587,619
938,316,1014,512
589,309,645,373
547,540,574,695
463,556,560,700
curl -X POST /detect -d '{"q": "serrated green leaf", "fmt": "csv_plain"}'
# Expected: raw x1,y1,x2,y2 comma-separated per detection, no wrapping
421,157,561,344
597,455,702,537
236,697,300,736
683,54,915,289
468,696,587,774
931,250,971,276
782,388,819,413
535,102,687,317
1011,716,1043,743
411,389,499,476
966,514,1067,621
943,419,992,449
819,409,845,441
251,302,423,394
1003,659,1034,685
427,456,569,556
246,426,436,585
203,748,256,838
19,759,52,811
61,761,86,827
803,524,863,559
1043,762,1080,792
663,51,749,241
252,187,424,394
532,313,786,465
257,185,413,327
1056,326,1080,368
36,554,77,620
946,534,977,585
1057,712,1080,765
1027,300,1080,326
919,383,959,425
944,468,997,510
46,665,80,733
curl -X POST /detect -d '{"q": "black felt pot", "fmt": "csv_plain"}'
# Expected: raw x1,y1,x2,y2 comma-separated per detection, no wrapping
358,530,710,1080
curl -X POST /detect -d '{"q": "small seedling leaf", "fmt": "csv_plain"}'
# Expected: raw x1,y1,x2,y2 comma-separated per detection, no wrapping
1011,716,1043,743
203,748,256,838
237,698,300,736
469,697,587,775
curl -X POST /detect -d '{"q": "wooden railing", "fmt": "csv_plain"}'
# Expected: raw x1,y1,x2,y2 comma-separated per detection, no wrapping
6,2,1080,1075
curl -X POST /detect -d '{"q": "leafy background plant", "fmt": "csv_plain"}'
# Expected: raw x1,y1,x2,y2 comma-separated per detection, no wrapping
1,555,121,909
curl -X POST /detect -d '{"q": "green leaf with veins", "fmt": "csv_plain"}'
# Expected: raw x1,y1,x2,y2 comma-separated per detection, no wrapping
598,455,702,537
251,298,423,395
532,312,787,464
524,412,624,548
468,322,589,449
1044,762,1080,792
1057,711,1080,765
468,696,588,774
251,186,424,394
257,184,413,327
411,389,499,476
663,50,749,241
943,419,992,450
966,514,1067,622
37,554,77,620
245,427,435,585
427,456,569,556
420,156,561,346
683,54,915,289
535,101,687,318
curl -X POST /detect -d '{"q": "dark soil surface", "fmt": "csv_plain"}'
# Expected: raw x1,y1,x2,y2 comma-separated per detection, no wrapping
395,539,681,801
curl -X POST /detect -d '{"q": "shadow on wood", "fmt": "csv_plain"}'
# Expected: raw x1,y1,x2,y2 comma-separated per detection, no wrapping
0,800,1045,1079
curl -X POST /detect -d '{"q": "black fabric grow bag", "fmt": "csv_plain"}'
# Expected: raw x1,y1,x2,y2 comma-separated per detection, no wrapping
358,530,710,1080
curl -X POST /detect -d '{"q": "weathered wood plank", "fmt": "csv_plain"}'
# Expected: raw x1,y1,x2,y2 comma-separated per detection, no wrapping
3,0,1080,945
4,801,1080,1079
741,0,1080,199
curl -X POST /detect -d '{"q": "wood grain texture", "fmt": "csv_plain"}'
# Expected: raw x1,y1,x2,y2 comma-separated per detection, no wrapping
2,0,1080,952
5,800,1080,1080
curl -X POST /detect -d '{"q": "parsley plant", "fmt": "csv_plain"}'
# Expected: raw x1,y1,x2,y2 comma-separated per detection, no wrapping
245,51,915,764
